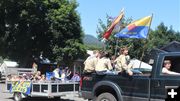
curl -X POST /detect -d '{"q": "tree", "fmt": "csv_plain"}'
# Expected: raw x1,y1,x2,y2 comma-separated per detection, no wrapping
0,56,3,63
45,0,86,65
0,0,86,67
145,23,180,55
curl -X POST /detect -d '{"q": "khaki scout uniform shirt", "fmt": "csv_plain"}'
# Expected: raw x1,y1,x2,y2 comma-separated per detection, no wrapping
84,56,98,73
95,57,112,71
115,55,130,72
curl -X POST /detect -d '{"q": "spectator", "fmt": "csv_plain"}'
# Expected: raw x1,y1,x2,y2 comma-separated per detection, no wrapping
40,74,46,81
34,71,41,80
71,72,80,81
46,72,54,80
53,68,61,79
65,67,72,80
6,74,12,81
61,69,66,82
32,62,38,74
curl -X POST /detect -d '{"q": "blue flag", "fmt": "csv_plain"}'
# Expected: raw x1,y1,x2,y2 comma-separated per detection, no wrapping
115,16,152,39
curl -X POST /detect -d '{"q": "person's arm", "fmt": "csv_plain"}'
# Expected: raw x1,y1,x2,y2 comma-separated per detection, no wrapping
120,56,128,70
167,70,180,75
107,59,113,70
162,68,180,75
115,57,124,68
67,70,71,76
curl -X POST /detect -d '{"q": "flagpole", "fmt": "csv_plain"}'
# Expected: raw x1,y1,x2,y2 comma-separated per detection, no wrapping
101,38,106,51
115,38,118,56
114,26,120,56
147,14,153,101
138,14,153,68
114,15,124,56
146,13,153,39
103,41,106,51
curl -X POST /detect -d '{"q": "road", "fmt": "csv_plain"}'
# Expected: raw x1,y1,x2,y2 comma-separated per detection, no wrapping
0,81,87,101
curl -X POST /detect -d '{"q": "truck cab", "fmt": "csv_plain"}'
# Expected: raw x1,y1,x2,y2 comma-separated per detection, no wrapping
80,52,180,101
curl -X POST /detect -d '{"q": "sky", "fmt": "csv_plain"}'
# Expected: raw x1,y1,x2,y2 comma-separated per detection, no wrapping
76,0,180,37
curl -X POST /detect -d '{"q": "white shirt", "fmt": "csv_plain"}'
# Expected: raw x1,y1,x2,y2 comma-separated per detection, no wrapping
53,69,60,78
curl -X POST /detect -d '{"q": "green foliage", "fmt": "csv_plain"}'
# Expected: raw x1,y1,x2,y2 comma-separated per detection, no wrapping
0,0,85,67
0,56,3,63
144,23,180,57
53,39,86,65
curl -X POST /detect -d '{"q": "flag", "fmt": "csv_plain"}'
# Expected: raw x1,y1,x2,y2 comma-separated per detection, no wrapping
103,9,124,40
114,15,152,39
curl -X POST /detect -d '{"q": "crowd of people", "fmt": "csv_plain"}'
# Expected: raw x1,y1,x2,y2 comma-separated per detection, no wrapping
52,66,80,81
6,71,43,81
6,66,80,82
84,46,134,75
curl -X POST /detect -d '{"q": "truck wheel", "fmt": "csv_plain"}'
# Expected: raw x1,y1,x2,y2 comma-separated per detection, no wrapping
96,93,117,101
13,92,23,101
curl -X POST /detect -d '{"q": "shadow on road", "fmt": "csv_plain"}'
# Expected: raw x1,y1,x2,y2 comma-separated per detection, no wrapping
6,97,75,101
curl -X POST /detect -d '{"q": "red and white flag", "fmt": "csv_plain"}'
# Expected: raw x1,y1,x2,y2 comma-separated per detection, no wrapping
102,8,124,41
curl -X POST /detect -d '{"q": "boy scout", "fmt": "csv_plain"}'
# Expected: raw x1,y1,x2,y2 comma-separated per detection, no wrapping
115,47,133,76
84,50,99,73
95,51,113,74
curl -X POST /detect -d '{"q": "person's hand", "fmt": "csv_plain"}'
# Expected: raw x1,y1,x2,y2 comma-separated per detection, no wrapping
128,70,133,76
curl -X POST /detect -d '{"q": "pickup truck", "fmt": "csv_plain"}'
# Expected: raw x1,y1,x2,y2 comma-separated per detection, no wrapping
80,52,180,101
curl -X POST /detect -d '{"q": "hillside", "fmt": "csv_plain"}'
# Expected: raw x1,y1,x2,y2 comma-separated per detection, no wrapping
83,34,103,48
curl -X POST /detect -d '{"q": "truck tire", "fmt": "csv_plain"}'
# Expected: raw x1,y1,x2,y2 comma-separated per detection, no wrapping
13,92,23,101
96,92,117,101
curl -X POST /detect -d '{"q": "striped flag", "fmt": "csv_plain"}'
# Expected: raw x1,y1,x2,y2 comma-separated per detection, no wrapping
103,9,124,40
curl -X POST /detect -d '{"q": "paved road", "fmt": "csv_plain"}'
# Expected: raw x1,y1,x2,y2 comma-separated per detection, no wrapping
0,82,87,101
